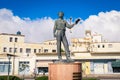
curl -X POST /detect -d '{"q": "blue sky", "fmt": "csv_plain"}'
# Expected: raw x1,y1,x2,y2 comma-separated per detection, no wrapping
0,0,120,20
0,0,120,42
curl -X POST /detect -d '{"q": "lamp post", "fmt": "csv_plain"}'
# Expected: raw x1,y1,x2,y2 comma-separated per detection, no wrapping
34,60,37,79
12,43,15,75
7,54,12,80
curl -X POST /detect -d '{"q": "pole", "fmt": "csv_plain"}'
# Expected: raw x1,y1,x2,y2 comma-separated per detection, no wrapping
12,43,15,75
8,56,11,80
34,60,37,79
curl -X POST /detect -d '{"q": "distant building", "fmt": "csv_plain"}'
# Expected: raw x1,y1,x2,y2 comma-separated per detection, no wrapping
0,30,120,77
71,30,120,74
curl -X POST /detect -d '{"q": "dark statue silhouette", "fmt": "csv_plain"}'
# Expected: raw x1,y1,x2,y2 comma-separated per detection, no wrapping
53,11,80,62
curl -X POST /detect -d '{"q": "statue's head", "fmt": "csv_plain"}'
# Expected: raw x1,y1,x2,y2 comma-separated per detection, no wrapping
58,11,64,18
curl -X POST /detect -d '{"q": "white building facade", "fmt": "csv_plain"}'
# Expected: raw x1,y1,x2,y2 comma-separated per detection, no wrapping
0,31,120,77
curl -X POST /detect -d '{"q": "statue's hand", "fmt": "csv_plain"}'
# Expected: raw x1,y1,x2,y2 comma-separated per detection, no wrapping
75,18,80,24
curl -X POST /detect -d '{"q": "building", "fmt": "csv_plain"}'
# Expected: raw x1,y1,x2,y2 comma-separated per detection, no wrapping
71,30,120,74
0,30,120,77
0,32,57,76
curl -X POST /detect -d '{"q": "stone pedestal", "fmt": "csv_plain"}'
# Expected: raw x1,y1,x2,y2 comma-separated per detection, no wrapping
49,63,82,80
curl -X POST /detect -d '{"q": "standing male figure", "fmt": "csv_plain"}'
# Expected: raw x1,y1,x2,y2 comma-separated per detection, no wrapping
53,11,80,62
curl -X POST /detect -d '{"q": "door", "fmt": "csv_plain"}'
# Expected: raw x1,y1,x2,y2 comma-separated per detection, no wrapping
94,63,104,74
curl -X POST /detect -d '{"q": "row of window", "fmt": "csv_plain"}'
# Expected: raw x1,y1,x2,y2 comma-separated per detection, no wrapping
48,42,57,45
26,48,41,53
3,47,56,53
9,37,18,42
94,44,113,48
3,47,41,53
0,61,29,73
72,43,113,49
97,45,105,48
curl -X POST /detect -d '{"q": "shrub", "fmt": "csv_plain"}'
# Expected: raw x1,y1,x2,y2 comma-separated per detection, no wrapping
35,76,48,80
0,76,21,80
83,77,100,80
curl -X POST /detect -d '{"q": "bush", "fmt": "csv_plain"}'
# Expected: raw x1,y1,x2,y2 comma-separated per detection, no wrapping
83,77,100,80
0,76,22,80
35,76,48,80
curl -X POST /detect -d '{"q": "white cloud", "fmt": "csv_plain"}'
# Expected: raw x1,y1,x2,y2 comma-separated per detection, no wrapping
0,8,120,43
82,10,120,42
0,8,54,43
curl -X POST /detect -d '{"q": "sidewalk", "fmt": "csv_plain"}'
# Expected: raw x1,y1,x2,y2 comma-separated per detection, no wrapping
83,74,120,79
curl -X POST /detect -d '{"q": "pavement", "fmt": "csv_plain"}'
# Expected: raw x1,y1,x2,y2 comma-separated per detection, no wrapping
23,74,120,80
83,74,120,80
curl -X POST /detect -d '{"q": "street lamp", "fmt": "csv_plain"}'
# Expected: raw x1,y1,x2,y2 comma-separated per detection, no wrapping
34,60,38,79
7,54,12,80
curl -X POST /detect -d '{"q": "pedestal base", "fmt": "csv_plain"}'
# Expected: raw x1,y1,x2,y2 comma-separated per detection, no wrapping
49,63,82,80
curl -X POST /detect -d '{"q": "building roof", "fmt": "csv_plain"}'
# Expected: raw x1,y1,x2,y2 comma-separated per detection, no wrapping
0,33,25,37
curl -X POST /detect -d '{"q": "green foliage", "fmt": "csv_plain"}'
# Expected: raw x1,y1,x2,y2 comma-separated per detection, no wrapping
83,77,100,80
0,76,22,80
35,76,48,80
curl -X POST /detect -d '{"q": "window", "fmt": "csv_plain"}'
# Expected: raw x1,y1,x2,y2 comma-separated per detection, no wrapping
9,48,12,53
0,61,11,73
38,67,48,73
14,48,17,53
15,38,18,42
39,49,41,53
49,42,52,45
20,48,23,53
44,49,48,53
19,61,29,74
3,47,7,52
102,45,105,48
9,37,13,42
26,48,31,53
52,50,56,53
34,49,37,53
98,45,100,48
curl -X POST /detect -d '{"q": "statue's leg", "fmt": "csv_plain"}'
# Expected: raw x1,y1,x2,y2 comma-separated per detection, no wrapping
57,31,62,60
62,35,74,62
62,35,70,59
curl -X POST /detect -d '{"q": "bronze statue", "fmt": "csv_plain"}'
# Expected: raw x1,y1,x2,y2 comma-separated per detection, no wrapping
53,11,80,62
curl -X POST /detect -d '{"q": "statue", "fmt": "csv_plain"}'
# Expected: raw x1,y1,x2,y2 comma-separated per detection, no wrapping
53,11,80,62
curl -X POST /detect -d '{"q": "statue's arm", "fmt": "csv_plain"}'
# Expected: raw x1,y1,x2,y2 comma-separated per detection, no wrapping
65,18,80,29
53,21,57,37
65,21,75,29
